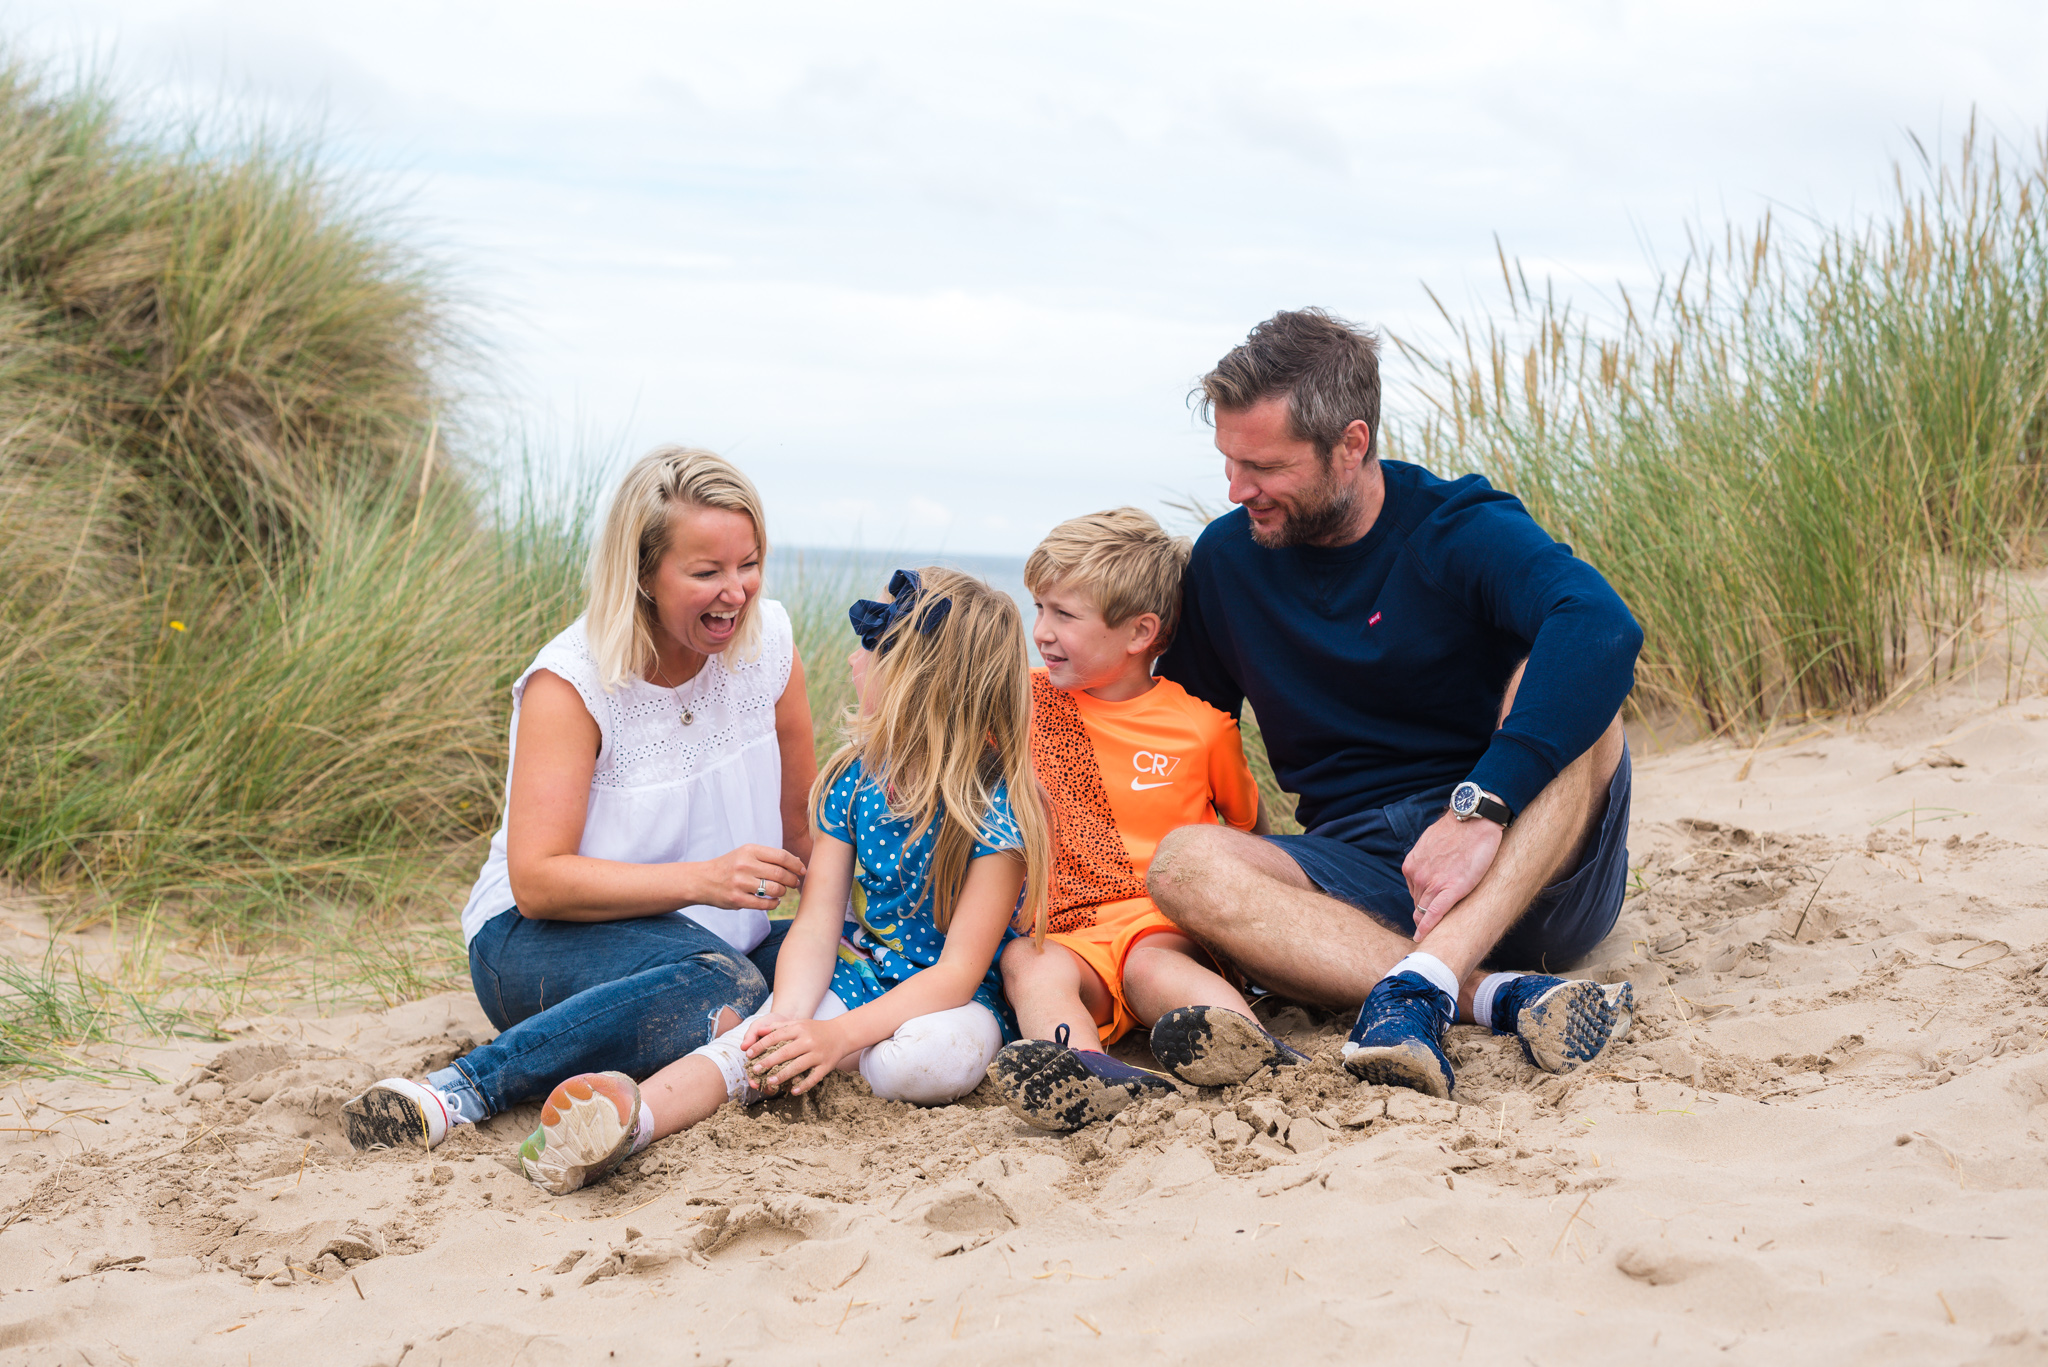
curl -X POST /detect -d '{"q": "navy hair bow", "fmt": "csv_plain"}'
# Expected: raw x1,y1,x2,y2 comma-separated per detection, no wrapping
848,569,952,653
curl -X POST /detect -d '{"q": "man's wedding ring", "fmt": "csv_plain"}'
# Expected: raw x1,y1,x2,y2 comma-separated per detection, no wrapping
756,878,770,899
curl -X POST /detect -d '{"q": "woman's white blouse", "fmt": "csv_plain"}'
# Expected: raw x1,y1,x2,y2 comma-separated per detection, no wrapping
459,600,795,951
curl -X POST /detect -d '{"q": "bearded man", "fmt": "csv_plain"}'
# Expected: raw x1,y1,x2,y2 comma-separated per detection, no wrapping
1148,308,1644,1099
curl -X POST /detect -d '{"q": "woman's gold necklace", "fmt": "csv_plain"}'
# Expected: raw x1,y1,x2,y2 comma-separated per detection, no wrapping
651,654,700,726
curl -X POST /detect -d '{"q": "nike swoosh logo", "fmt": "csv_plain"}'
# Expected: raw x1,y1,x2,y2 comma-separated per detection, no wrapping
1131,779,1173,791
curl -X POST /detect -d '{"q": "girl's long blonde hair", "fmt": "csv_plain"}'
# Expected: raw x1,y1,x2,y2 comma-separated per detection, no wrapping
585,445,769,690
813,567,1051,939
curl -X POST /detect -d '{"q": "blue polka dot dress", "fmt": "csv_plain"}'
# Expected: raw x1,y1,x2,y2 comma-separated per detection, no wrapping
816,759,1025,1040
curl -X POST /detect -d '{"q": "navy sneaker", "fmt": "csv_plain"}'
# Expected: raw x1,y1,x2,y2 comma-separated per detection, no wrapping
988,1025,1178,1131
1603,981,1635,1043
1492,975,1632,1074
1341,972,1456,1098
1149,1005,1309,1087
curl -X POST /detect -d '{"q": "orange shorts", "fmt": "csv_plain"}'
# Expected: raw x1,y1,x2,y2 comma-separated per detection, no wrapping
1045,896,1207,1045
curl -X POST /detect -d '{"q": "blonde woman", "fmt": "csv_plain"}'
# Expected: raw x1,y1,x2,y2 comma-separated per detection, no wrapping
513,568,1052,1195
343,447,816,1151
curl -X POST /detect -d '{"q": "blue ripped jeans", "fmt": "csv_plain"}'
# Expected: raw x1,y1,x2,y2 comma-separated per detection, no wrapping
446,909,789,1117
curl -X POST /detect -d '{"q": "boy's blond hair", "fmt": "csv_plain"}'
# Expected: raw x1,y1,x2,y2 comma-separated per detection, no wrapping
1023,507,1192,658
814,567,1052,940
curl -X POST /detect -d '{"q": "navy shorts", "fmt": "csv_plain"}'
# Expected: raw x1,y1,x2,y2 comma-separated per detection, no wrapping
1266,743,1632,973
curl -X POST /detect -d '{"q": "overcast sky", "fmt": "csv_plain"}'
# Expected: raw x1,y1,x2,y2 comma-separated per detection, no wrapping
15,2,2048,552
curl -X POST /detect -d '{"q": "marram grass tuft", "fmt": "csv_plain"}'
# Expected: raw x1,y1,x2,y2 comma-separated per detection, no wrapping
1395,117,2048,731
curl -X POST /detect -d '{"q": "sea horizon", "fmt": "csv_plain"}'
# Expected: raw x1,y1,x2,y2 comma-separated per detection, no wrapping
766,544,1031,621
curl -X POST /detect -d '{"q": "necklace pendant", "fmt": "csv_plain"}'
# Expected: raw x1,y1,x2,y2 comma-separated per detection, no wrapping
680,708,694,726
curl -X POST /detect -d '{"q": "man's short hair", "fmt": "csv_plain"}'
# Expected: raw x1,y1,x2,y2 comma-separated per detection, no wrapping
1024,507,1191,658
1196,307,1382,460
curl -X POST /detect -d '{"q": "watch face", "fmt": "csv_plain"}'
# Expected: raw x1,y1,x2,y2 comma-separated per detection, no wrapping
1450,782,1480,817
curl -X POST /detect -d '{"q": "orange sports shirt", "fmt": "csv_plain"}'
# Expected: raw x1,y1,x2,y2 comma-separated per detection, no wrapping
1029,668,1260,932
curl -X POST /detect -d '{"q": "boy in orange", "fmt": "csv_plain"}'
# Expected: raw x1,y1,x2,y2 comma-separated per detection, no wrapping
989,508,1307,1131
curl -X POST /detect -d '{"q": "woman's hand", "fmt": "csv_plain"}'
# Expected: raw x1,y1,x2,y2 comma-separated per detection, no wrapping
745,1016,850,1096
697,844,807,910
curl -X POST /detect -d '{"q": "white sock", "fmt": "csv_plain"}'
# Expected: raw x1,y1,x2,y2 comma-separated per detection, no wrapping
1473,972,1528,1032
628,1099,656,1155
1390,952,1460,1015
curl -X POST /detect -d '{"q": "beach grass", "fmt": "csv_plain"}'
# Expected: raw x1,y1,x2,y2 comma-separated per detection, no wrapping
2,445,594,923
1394,119,2048,731
0,935,217,1082
0,55,589,926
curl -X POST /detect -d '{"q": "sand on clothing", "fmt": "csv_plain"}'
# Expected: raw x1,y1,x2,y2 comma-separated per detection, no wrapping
3,676,2048,1365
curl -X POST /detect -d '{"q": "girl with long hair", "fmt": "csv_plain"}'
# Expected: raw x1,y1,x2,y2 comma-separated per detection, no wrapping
515,567,1051,1194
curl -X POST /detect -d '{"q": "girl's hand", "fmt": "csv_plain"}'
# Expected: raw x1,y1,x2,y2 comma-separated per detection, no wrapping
698,844,806,910
739,1010,794,1052
745,1017,849,1096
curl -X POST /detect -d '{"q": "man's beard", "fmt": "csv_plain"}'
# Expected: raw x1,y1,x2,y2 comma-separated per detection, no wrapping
1248,462,1357,548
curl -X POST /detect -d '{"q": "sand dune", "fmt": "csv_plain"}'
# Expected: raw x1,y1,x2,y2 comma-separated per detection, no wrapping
4,678,2047,1365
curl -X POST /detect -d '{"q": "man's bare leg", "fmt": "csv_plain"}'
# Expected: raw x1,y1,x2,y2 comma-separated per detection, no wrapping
1147,827,1418,1011
1422,714,1624,1001
1149,715,1623,1018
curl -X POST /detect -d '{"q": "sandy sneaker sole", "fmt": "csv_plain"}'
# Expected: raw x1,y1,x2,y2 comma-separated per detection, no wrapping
1341,1040,1454,1099
1150,1006,1303,1087
1517,979,1627,1074
988,1041,1172,1132
342,1080,444,1151
520,1072,642,1196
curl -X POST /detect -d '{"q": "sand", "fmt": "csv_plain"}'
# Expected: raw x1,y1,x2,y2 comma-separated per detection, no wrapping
4,678,2048,1365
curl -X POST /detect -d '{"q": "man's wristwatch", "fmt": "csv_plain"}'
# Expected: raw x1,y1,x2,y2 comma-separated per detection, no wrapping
1448,781,1513,828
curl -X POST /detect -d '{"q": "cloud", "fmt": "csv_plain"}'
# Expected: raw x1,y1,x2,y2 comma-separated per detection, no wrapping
12,1,2048,551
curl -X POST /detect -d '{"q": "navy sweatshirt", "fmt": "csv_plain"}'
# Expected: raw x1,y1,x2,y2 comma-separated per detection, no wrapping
1156,459,1642,831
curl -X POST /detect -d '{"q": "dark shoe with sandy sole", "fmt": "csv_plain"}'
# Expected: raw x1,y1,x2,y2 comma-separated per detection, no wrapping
1149,1005,1308,1086
342,1078,454,1151
1341,971,1456,1099
1494,975,1631,1074
989,1025,1177,1131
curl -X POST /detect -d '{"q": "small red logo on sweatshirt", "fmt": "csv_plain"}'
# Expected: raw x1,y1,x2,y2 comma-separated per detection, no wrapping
1368,612,1382,626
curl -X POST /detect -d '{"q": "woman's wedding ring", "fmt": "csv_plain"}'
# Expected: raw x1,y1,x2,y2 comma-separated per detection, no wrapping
755,878,770,899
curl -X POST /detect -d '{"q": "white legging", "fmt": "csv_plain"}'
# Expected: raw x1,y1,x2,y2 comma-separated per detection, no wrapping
689,993,1003,1107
